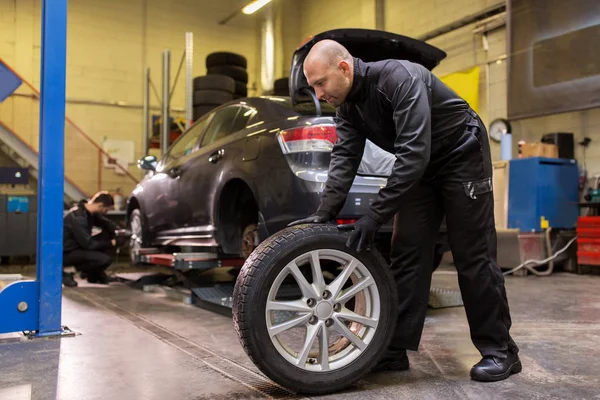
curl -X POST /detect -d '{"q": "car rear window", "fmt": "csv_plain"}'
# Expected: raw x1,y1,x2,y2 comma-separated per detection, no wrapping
265,96,336,116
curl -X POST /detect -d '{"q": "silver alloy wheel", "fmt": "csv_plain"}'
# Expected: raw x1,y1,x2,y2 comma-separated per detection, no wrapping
265,249,380,372
129,212,143,263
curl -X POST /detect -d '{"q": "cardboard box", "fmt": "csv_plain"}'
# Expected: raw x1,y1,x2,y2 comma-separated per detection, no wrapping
519,142,558,158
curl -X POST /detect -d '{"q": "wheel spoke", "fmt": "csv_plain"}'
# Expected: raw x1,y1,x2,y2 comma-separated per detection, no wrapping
337,307,378,328
297,322,321,367
332,317,367,351
337,276,374,304
328,259,358,299
269,313,312,337
309,251,325,295
287,262,319,299
266,300,312,313
319,323,330,371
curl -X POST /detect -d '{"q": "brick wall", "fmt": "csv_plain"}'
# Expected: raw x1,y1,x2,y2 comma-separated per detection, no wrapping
0,0,261,196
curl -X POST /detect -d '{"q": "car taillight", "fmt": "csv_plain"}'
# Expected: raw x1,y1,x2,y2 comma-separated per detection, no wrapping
278,125,337,154
336,218,359,225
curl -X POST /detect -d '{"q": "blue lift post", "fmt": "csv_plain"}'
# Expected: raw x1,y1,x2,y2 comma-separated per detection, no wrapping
0,0,69,336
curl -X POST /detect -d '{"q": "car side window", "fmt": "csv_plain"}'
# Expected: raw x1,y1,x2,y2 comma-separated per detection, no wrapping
166,116,212,162
200,106,241,147
231,106,257,132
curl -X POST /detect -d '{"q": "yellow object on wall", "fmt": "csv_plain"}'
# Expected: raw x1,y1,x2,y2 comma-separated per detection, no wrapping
439,66,480,113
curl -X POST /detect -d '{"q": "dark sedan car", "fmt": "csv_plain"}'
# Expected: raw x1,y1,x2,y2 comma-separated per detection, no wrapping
126,29,449,261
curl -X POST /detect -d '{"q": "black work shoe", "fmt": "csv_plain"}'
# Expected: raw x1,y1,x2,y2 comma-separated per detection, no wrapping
87,273,116,285
62,273,78,288
371,349,410,373
470,353,522,382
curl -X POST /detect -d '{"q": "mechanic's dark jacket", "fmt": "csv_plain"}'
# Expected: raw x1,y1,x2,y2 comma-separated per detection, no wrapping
63,201,118,253
317,57,473,224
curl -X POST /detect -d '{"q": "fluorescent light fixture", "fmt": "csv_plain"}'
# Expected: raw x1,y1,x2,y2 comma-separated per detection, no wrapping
242,0,272,14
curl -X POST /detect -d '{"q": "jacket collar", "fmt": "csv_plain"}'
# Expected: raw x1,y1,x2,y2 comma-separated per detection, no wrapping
78,200,92,217
345,57,368,104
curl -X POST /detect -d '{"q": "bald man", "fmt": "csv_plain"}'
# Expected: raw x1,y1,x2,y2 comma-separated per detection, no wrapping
289,40,520,382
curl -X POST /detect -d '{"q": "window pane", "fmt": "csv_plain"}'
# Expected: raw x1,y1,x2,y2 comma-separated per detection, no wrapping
168,116,211,160
231,106,257,132
201,106,240,147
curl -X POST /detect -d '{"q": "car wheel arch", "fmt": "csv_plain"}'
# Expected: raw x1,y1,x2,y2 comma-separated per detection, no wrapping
215,178,260,255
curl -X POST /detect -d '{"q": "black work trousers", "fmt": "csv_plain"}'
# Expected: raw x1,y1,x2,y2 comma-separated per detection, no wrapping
63,231,113,279
389,111,518,358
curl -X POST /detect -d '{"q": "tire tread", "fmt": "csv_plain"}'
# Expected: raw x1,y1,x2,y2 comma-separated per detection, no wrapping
232,224,397,395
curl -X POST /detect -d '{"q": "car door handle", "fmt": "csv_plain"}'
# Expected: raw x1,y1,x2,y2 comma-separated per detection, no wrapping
169,166,182,178
209,149,225,164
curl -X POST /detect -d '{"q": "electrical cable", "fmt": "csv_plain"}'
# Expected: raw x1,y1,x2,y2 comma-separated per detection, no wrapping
502,235,577,276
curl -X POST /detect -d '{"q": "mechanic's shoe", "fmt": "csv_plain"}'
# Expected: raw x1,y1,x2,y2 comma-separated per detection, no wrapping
371,349,409,373
62,272,78,287
470,353,522,382
87,273,117,285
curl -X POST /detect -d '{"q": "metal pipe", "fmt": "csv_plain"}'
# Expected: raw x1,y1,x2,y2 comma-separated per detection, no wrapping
97,148,102,192
143,67,150,156
161,50,170,156
483,33,491,126
418,3,505,42
10,92,185,112
185,32,193,129
36,0,67,336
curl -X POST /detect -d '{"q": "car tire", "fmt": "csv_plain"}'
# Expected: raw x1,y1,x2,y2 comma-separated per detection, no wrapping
193,90,234,106
128,209,147,264
234,80,247,97
206,52,247,69
193,75,235,92
193,105,218,121
207,66,248,84
233,224,398,395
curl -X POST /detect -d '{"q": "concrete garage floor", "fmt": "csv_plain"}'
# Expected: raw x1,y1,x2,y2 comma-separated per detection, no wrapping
1,268,600,400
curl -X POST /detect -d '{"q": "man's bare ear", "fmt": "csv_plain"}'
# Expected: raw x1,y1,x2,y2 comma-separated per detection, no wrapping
338,60,350,72
338,60,351,75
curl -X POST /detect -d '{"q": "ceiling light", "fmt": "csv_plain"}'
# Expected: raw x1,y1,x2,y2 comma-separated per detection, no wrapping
242,0,272,14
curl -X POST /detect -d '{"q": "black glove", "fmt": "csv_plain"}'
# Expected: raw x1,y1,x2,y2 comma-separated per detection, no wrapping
346,215,382,252
288,210,333,227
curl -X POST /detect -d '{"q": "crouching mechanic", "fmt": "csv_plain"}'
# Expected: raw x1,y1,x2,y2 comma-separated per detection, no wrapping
62,191,121,286
289,39,521,382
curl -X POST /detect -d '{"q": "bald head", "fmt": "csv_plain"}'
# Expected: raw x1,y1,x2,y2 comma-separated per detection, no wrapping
305,39,353,69
303,40,354,107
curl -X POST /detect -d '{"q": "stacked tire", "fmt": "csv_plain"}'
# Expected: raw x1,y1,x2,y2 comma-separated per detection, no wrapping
193,74,235,121
206,52,248,100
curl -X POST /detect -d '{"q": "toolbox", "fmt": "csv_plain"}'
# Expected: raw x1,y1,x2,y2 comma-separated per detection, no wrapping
576,217,600,266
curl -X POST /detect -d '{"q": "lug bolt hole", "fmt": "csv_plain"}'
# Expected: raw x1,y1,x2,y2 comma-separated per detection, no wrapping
322,290,331,299
333,304,341,313
309,316,318,325
307,298,316,307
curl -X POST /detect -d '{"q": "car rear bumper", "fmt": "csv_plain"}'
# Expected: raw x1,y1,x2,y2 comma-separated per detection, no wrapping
260,175,393,239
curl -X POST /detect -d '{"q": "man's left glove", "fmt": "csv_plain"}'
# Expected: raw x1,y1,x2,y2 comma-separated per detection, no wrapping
346,215,382,253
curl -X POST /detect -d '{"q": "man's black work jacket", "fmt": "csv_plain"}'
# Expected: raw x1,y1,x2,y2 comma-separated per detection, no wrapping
317,57,473,224
63,201,118,253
